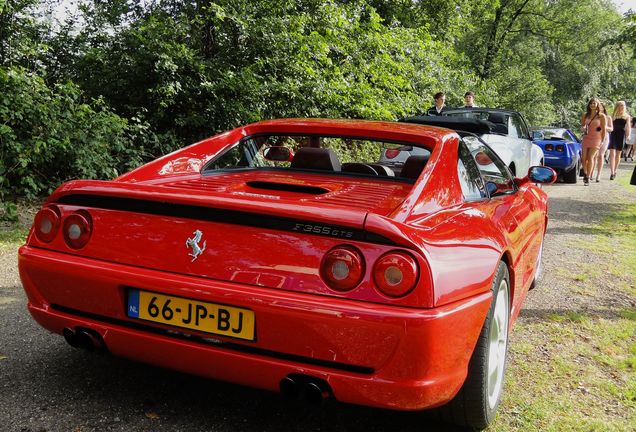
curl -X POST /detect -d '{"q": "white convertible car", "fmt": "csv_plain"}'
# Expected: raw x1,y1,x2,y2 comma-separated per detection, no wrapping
385,109,544,178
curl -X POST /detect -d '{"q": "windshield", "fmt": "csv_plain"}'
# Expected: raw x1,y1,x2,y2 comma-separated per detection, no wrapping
203,135,432,181
443,111,492,121
534,128,568,140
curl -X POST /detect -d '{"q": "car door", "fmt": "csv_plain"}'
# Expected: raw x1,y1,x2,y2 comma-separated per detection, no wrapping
509,113,533,175
463,137,543,303
479,113,530,177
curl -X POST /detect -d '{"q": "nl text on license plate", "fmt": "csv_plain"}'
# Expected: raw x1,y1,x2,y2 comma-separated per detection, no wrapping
127,289,255,341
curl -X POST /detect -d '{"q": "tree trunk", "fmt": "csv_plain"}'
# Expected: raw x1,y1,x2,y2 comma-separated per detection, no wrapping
480,4,504,79
480,0,532,79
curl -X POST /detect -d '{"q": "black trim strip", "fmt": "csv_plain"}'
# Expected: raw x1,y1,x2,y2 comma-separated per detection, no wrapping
57,194,395,245
51,304,374,375
246,181,329,195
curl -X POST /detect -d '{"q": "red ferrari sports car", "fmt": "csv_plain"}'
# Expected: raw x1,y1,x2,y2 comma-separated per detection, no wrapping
18,119,555,429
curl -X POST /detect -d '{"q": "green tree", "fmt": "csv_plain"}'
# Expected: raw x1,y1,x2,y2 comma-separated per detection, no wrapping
3,0,636,202
47,0,477,152
0,0,50,68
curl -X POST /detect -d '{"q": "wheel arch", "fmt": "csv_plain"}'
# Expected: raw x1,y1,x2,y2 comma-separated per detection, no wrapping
499,251,514,309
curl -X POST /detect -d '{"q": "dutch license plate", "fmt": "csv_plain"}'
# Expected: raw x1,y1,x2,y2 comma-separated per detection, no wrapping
127,289,255,341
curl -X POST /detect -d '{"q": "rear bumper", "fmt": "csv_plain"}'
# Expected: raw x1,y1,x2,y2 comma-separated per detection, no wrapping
543,152,577,172
19,245,492,411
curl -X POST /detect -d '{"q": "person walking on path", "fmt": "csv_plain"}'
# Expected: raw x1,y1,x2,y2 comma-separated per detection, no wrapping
624,117,636,162
608,100,631,180
580,97,606,186
593,102,613,182
427,92,447,116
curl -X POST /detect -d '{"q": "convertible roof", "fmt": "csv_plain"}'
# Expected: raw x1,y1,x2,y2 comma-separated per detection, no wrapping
400,115,492,135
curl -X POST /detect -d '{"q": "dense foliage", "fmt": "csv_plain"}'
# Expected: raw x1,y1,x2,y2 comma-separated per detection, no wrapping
1,0,636,206
0,66,153,198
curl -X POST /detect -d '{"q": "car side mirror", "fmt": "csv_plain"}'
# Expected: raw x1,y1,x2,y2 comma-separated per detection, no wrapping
516,166,557,186
485,181,498,196
263,146,293,162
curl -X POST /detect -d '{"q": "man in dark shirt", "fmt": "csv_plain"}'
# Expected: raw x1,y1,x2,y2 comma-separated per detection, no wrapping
427,92,447,116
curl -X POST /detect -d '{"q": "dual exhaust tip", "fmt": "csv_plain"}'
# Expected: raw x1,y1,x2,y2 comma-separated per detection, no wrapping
280,375,331,405
64,327,330,405
63,327,106,351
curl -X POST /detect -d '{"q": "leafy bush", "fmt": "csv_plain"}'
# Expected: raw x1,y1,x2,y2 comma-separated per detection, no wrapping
0,66,152,200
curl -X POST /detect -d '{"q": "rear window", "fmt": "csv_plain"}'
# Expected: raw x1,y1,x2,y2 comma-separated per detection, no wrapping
444,111,491,121
536,128,567,140
203,135,432,181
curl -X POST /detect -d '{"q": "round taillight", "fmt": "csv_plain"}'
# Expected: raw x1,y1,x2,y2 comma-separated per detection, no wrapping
475,151,493,166
63,212,92,249
373,251,419,297
34,206,61,243
385,149,401,159
320,246,365,292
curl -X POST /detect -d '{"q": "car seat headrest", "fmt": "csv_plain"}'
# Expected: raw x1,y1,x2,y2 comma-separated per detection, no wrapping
401,155,430,179
290,147,341,171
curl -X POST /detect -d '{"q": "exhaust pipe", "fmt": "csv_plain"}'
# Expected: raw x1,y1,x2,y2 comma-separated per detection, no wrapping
279,376,300,400
63,327,106,351
280,374,331,405
63,328,81,348
302,382,329,405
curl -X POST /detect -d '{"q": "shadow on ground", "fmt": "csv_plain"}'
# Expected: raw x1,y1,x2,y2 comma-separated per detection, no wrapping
546,198,629,228
7,338,471,432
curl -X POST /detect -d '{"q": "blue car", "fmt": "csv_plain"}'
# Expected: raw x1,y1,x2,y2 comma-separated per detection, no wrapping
531,127,582,183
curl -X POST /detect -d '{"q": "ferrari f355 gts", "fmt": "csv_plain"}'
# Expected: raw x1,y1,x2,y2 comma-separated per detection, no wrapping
19,119,556,430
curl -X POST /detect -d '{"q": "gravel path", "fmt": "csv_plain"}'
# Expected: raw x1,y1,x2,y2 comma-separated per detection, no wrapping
522,161,636,318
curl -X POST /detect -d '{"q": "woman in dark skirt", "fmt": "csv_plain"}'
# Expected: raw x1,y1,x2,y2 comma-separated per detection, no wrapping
608,101,631,180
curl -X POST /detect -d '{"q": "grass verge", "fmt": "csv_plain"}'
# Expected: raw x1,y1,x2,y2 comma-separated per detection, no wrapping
0,227,29,251
490,195,636,431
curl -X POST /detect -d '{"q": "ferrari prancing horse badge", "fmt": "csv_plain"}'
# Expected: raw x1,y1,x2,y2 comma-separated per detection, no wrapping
186,230,206,262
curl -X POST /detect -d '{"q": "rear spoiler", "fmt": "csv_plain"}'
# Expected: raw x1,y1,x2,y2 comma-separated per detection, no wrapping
49,180,426,248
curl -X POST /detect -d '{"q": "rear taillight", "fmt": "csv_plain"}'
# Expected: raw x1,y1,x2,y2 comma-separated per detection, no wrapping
384,149,401,159
320,246,365,291
373,251,419,297
63,211,93,249
555,144,564,152
545,144,554,152
34,206,61,243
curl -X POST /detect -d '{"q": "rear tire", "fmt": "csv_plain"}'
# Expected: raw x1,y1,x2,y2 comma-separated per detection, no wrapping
439,262,510,430
563,162,579,184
